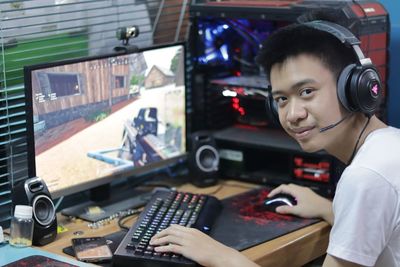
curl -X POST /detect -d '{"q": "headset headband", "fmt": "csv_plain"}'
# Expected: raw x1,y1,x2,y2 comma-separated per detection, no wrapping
303,21,372,67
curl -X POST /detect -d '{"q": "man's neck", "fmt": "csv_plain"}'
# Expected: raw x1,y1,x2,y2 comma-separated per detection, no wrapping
326,115,387,164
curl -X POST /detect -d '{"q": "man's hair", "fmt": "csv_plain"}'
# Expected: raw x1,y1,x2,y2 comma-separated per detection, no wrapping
256,22,358,83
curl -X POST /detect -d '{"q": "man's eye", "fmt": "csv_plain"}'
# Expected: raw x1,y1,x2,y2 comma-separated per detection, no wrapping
274,96,287,104
300,88,314,96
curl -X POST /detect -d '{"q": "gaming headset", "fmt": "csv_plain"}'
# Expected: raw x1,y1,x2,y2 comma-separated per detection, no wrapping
265,20,382,127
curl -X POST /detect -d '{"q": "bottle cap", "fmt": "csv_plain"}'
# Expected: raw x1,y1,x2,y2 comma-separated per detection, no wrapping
14,205,33,219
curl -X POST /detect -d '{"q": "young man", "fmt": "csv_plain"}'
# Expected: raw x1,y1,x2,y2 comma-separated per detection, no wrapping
150,21,400,267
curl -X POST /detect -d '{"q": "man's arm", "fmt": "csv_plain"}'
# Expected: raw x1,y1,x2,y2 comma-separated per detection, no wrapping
323,254,365,267
317,197,333,225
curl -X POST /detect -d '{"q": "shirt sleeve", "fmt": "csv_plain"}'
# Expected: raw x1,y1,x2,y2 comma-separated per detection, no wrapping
327,166,398,266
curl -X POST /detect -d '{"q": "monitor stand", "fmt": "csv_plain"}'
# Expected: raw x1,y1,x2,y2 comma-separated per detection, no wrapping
61,185,152,222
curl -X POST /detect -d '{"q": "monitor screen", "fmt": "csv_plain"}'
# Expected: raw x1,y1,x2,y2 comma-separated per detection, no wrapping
24,43,186,199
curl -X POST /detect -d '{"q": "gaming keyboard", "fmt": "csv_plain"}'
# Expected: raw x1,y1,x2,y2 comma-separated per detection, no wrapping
113,190,222,267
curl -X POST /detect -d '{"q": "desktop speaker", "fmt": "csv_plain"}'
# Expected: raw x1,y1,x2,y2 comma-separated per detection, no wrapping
189,131,219,187
12,177,57,246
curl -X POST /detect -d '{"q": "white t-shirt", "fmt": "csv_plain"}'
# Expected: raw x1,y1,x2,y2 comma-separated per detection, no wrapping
327,126,400,266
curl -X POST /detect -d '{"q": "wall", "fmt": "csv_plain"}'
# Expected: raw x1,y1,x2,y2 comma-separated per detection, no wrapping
379,0,400,127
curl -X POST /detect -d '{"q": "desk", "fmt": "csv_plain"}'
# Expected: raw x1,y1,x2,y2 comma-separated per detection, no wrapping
41,180,331,267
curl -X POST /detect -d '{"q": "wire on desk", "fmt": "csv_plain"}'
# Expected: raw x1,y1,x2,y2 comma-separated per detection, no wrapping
219,180,259,190
87,208,142,229
204,184,224,196
118,210,142,231
203,180,260,196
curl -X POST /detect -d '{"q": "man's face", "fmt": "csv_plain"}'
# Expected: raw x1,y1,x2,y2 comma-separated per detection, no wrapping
270,54,345,152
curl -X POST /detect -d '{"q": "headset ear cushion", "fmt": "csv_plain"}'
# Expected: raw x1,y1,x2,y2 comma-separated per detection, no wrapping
265,92,280,127
350,67,382,115
337,64,356,112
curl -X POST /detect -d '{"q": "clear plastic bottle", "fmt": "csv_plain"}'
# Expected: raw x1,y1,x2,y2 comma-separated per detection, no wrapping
9,205,34,247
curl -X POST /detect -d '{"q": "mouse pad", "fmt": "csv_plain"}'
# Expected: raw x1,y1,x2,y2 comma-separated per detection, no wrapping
63,230,126,267
3,255,79,267
210,187,320,251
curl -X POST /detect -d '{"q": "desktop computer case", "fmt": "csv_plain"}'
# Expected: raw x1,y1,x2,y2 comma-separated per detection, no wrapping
187,0,389,196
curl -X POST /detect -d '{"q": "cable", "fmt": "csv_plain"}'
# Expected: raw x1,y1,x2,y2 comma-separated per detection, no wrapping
118,210,141,231
204,184,224,196
347,115,371,165
220,180,259,190
88,208,142,229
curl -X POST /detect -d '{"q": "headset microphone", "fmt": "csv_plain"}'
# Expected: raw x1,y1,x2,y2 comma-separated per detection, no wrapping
319,113,353,133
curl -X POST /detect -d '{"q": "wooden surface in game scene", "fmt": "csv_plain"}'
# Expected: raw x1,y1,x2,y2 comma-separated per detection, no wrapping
41,180,331,267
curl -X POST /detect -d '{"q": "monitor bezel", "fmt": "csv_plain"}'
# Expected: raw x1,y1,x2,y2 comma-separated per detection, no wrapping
24,42,188,199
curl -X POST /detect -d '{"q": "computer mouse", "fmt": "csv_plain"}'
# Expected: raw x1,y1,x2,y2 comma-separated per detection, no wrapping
259,193,297,212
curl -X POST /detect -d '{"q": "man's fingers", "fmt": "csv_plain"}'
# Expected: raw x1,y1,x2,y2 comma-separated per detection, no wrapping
150,234,182,246
151,228,171,240
268,185,284,197
269,183,301,198
150,225,195,246
268,184,290,197
154,243,183,254
169,224,187,230
151,228,179,244
275,205,294,214
276,205,305,217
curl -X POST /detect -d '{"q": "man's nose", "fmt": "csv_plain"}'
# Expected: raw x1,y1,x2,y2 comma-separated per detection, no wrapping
286,100,307,123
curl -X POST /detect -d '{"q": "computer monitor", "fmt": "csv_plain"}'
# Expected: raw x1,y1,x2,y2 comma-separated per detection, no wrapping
24,43,187,201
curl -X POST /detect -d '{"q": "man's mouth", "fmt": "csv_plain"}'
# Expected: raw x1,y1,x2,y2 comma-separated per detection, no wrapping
289,126,315,139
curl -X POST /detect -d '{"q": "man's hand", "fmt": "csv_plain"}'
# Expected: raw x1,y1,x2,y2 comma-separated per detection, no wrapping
268,183,334,225
150,224,259,267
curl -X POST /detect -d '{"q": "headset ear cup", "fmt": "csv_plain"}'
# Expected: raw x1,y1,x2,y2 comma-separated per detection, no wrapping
301,20,382,115
350,67,382,115
265,92,280,127
337,64,356,112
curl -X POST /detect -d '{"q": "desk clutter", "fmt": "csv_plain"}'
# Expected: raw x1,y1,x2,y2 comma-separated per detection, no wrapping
60,187,319,266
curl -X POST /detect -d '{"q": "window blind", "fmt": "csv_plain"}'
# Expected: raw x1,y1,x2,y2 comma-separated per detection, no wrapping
0,0,190,228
